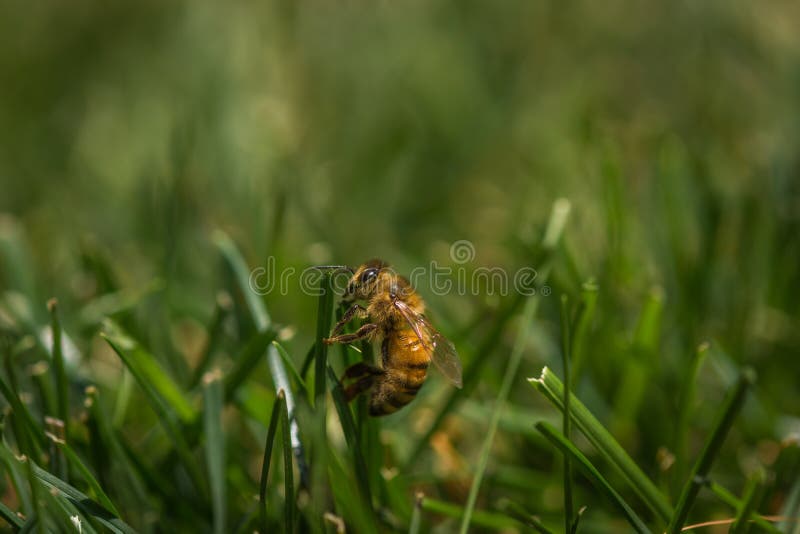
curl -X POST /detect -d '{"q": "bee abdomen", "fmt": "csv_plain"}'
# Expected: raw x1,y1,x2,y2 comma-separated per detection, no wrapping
368,371,425,416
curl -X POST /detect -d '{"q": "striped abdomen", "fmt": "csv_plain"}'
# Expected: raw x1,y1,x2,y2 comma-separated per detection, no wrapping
369,328,431,416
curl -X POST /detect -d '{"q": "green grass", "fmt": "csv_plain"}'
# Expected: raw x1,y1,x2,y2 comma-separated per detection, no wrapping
1,211,796,532
2,2,800,530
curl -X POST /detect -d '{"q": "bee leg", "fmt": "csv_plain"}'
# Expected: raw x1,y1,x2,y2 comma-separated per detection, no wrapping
341,361,380,380
329,304,369,337
324,323,377,345
340,362,382,401
343,373,381,402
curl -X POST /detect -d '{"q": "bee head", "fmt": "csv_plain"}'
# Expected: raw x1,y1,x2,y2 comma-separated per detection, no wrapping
345,259,389,301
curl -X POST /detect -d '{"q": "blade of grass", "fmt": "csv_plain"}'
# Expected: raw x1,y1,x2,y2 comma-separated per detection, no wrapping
560,294,574,534
101,329,206,493
0,430,33,515
706,481,781,534
730,470,766,534
535,421,652,534
203,369,226,534
46,300,68,433
312,270,334,407
273,341,307,398
327,365,375,529
215,231,307,486
569,280,598,381
778,474,800,534
189,292,233,389
459,293,538,534
111,369,134,427
0,373,45,456
0,499,23,530
259,391,284,533
279,388,295,533
612,287,664,435
300,343,315,380
407,198,570,466
101,321,196,423
46,435,120,516
307,269,335,531
30,460,137,534
23,453,44,534
83,386,150,510
496,499,556,534
326,447,373,533
666,367,756,534
673,342,709,496
0,218,40,318
224,329,278,402
529,367,673,522
409,493,424,534
213,230,272,330
422,497,518,530
76,280,165,328
42,489,99,534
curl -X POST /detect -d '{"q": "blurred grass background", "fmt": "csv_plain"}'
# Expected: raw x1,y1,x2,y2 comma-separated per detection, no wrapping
1,0,800,532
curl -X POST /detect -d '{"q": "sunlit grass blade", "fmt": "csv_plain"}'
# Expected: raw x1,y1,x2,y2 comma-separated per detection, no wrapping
203,370,226,534
273,340,307,396
215,230,307,486
213,230,271,331
535,421,652,534
459,294,538,534
667,367,756,534
407,198,570,466
101,326,205,492
101,321,196,423
259,391,284,533
529,367,673,522
42,489,99,534
30,460,137,534
279,388,295,533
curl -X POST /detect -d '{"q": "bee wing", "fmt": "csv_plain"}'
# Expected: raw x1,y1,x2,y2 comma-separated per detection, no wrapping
393,300,463,388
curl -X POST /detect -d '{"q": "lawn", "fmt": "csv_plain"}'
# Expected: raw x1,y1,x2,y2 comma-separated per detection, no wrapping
1,1,799,532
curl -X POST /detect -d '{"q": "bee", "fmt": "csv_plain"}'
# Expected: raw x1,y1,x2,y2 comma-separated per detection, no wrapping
324,259,463,416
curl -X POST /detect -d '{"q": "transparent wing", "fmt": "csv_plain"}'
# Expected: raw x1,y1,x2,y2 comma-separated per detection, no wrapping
393,300,463,388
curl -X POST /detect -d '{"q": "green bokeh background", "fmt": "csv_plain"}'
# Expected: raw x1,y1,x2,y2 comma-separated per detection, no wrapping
1,0,799,531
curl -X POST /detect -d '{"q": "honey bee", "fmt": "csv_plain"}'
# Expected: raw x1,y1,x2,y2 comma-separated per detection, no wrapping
324,259,463,416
